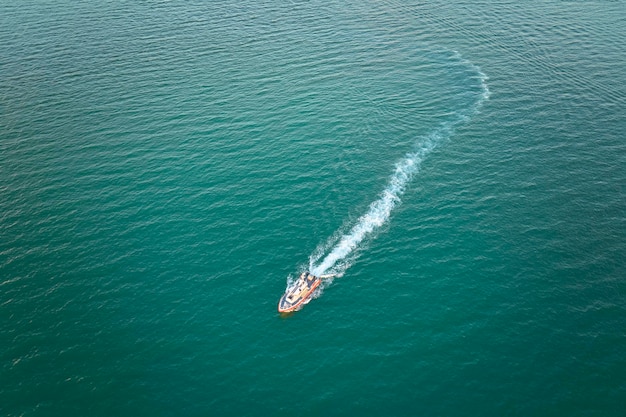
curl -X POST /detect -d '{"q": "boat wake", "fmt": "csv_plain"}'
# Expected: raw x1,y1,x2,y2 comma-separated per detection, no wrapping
311,54,488,280
284,52,490,305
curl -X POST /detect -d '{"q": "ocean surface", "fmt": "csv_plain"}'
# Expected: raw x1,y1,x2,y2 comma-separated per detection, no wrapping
1,1,625,416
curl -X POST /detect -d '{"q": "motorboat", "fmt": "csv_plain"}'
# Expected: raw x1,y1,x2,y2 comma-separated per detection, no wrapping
277,271,322,313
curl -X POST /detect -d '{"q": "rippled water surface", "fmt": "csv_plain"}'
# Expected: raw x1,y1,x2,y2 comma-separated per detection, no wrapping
1,1,625,416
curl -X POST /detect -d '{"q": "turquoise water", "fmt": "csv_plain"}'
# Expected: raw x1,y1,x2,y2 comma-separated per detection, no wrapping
1,1,625,416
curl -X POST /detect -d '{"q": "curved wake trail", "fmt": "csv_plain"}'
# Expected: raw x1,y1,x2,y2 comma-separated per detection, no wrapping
309,55,489,280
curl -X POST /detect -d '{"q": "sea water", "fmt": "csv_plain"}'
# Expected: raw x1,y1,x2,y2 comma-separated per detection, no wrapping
1,1,625,416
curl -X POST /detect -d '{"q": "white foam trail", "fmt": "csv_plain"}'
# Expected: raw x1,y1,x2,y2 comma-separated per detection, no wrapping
310,56,489,278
